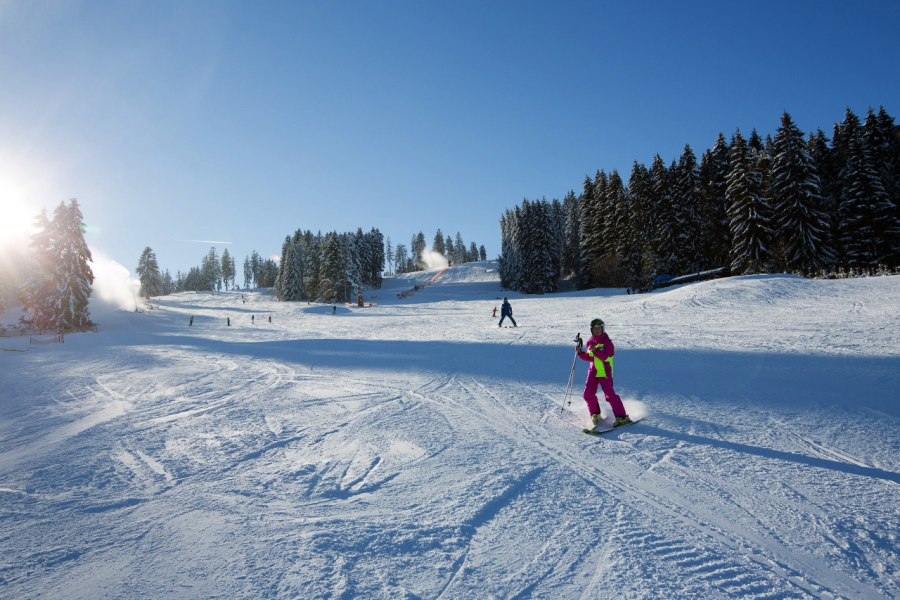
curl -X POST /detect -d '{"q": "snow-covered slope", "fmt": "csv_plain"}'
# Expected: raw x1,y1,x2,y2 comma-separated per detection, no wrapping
2,262,899,598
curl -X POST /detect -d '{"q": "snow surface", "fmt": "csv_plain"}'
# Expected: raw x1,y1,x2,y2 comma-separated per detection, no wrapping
2,261,899,598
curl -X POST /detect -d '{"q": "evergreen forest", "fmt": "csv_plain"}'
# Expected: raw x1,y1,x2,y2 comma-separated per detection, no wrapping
499,107,900,293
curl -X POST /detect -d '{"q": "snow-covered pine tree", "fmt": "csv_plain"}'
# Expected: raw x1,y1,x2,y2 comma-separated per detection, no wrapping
220,248,234,291
577,174,600,288
303,231,323,299
454,232,465,264
385,236,394,275
51,199,94,331
342,233,361,300
837,110,896,267
875,106,900,214
624,161,652,286
136,247,162,299
698,133,731,270
561,190,581,280
550,198,565,277
365,228,385,288
413,232,427,270
748,128,765,153
285,235,306,301
433,229,445,257
807,128,839,266
650,154,676,276
770,112,833,273
243,255,252,289
672,145,702,273
444,235,454,262
202,247,221,291
318,232,345,302
600,170,621,260
275,235,291,300
479,245,486,261
726,130,773,274
20,209,55,330
863,108,900,265
394,243,409,275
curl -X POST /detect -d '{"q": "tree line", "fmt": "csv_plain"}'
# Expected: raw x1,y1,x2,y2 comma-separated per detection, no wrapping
388,229,486,274
136,246,279,297
500,106,900,293
273,227,385,304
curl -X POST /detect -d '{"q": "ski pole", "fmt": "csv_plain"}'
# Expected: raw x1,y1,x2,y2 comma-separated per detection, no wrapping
561,333,582,414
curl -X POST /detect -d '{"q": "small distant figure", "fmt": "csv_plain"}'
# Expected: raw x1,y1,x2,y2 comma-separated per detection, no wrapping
498,297,516,327
243,299,246,305
227,317,231,326
492,306,497,318
332,306,337,315
268,315,272,323
189,316,193,326
251,315,255,324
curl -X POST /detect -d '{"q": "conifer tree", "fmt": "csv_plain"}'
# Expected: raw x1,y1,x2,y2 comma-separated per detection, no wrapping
807,128,839,261
603,171,623,260
275,236,291,300
577,174,599,288
20,209,55,330
561,190,581,280
47,199,94,331
726,130,773,273
385,237,393,275
243,256,252,289
650,154,676,275
698,133,731,269
136,247,162,299
672,145,702,273
433,229,445,256
624,161,652,285
837,110,896,267
318,232,346,302
220,248,234,291
770,112,833,273
454,232,466,264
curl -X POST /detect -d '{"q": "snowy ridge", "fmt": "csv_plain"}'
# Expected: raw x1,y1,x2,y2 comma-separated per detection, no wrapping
1,264,899,598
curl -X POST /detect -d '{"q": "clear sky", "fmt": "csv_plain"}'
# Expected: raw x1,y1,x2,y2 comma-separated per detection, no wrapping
1,0,899,277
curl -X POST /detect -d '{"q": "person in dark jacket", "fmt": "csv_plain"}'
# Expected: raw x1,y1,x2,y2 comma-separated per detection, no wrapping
498,298,517,327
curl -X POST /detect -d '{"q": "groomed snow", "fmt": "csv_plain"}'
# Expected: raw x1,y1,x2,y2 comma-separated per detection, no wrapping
1,262,899,598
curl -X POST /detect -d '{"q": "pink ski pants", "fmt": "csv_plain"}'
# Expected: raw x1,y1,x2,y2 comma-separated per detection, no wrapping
583,375,626,418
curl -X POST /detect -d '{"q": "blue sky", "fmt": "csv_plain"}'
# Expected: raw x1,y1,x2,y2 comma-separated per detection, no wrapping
1,1,898,276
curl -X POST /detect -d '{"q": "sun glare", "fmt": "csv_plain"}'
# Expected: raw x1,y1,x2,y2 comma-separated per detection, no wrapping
0,196,39,247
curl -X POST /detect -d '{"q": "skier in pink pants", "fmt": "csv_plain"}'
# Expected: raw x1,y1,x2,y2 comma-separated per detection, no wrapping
577,318,631,427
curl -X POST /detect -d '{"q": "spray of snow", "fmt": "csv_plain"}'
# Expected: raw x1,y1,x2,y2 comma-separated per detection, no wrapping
90,250,139,312
421,248,448,270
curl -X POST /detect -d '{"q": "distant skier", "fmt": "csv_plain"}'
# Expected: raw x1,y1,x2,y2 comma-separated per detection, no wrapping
492,306,497,318
227,317,231,326
268,315,272,323
252,315,255,324
576,318,630,427
332,306,337,315
498,298,516,327
189,316,193,326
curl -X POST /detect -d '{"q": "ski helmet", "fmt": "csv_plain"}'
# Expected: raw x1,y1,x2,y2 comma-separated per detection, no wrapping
590,318,605,328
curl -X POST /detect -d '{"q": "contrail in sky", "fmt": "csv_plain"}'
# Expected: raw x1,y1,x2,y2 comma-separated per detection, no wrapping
185,240,232,244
